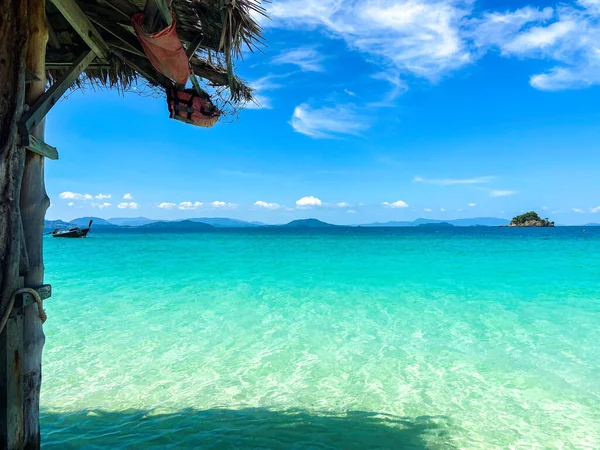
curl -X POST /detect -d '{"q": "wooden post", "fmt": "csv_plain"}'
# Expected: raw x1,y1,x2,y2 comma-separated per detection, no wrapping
0,1,29,449
20,0,49,448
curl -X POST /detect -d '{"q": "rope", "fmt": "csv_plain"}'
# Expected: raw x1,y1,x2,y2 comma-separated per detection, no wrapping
0,288,47,335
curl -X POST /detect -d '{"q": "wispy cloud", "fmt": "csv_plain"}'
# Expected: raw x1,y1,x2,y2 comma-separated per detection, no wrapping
347,209,357,213
573,208,585,213
211,201,237,208
296,196,322,208
290,103,370,139
267,0,472,80
383,200,409,208
440,208,447,212
590,206,600,213
424,208,432,212
158,202,176,209
369,72,409,106
246,74,290,110
179,201,203,210
59,191,92,200
255,200,282,209
272,47,325,72
468,203,477,207
118,202,139,209
490,190,518,197
92,202,112,209
123,193,133,200
413,175,494,185
95,194,111,200
268,0,600,91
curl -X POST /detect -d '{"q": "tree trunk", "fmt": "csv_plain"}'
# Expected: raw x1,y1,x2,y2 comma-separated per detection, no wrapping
0,0,29,449
21,0,49,448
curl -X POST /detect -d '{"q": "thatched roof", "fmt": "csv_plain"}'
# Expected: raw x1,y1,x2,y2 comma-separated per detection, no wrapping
46,0,266,111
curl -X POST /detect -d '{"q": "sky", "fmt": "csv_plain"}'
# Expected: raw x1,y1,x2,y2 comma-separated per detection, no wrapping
46,0,600,225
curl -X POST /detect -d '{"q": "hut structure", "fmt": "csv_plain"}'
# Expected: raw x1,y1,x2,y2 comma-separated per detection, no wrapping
0,0,265,448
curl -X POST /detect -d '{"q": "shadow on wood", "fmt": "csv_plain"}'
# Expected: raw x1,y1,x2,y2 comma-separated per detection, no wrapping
40,407,455,449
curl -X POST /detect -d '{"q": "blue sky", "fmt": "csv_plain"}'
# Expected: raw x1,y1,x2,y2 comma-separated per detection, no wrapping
47,0,600,224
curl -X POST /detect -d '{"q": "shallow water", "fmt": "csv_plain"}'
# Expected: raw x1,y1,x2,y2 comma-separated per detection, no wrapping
41,228,600,448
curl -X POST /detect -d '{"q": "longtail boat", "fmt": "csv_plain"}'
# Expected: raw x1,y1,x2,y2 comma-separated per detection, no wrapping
52,220,93,238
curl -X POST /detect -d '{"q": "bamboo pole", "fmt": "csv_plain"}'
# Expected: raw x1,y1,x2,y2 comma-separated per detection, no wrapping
20,0,49,448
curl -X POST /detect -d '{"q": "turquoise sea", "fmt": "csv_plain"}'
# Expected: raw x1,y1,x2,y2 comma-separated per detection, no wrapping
40,228,600,449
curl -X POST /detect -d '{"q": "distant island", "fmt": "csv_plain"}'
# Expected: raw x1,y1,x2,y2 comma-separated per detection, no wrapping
509,211,554,227
44,215,572,231
280,219,338,228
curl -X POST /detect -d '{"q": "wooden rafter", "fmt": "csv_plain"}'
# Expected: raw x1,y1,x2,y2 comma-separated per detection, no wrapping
19,49,97,155
49,0,111,60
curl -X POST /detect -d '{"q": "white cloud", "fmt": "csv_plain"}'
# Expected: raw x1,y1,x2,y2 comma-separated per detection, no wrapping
440,208,447,212
413,175,493,185
383,200,409,208
59,191,92,200
573,208,585,213
178,201,203,210
67,202,74,207
424,208,432,212
268,0,472,80
370,72,409,106
255,200,282,209
590,206,600,213
272,47,325,72
290,103,370,139
344,89,357,97
92,202,112,209
471,3,600,90
117,202,139,209
211,201,236,208
468,203,477,207
268,0,600,91
347,209,357,213
123,193,133,200
158,202,177,209
336,202,351,208
490,190,517,197
95,194,111,200
246,74,288,110
296,196,323,208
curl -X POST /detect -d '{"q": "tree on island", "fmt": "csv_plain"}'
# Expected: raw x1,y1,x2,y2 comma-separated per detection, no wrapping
510,211,555,227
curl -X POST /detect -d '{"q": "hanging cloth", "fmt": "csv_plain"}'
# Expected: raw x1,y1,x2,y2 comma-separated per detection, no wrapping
132,12,191,85
166,88,220,128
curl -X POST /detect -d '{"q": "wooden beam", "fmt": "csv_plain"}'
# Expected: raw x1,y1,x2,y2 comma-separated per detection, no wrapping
13,286,52,310
186,34,204,60
19,50,96,136
46,62,111,70
111,49,166,87
49,0,110,60
88,18,147,58
25,69,40,84
101,0,138,18
23,136,59,161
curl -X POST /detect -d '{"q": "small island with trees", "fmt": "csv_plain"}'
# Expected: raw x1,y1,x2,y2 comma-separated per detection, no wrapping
509,211,555,227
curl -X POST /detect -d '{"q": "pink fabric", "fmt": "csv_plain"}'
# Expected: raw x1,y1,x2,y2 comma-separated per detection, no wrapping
132,12,191,84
